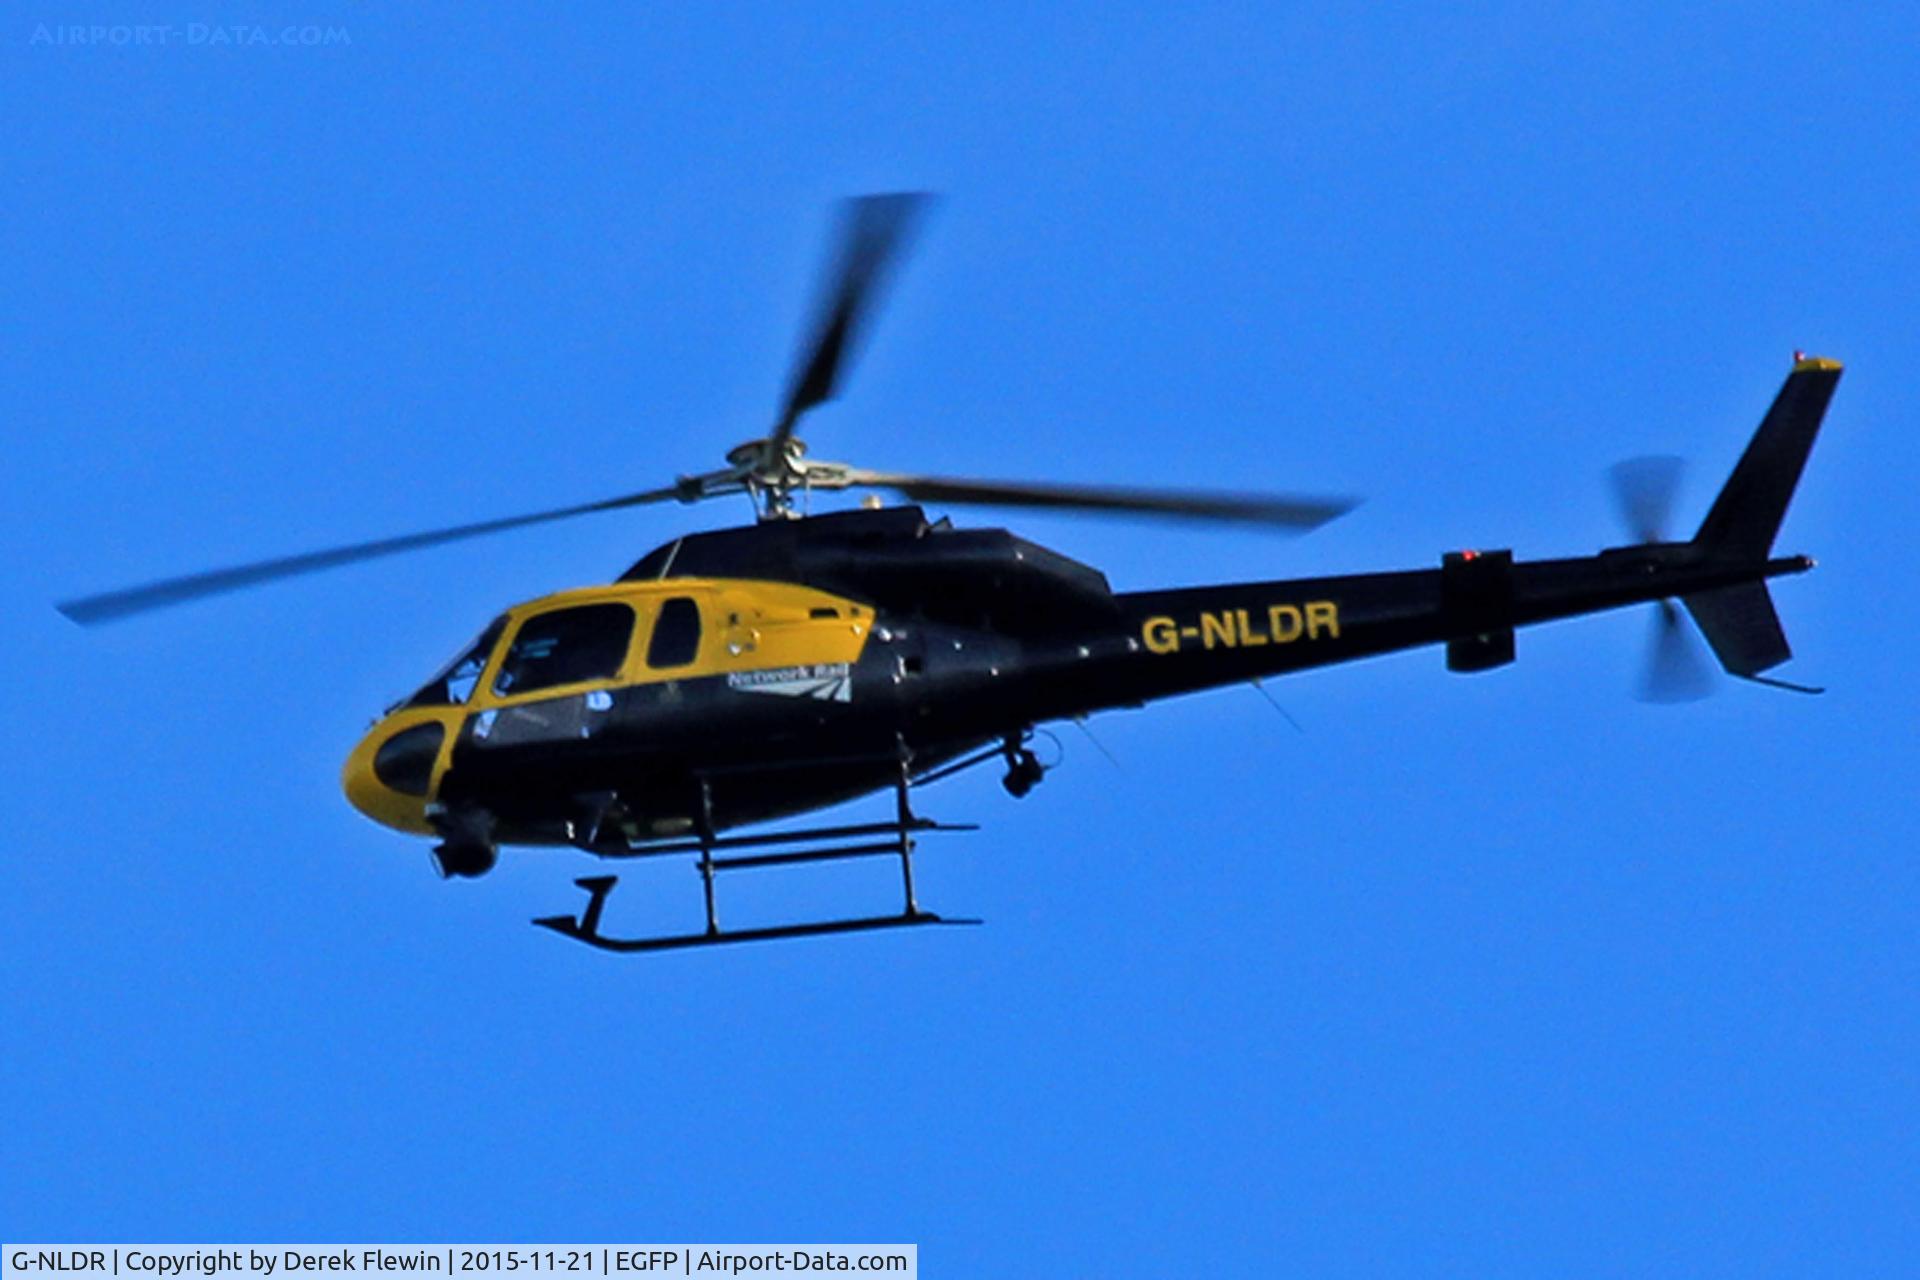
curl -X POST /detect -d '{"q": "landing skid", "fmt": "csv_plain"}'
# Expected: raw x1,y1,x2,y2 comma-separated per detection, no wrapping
534,876,978,953
533,741,981,953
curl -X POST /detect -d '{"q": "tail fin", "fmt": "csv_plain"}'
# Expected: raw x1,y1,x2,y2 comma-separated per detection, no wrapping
1680,355,1842,685
1693,355,1843,557
1682,581,1790,677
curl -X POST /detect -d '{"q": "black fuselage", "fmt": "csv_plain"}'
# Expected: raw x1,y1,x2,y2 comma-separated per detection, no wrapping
423,509,1807,846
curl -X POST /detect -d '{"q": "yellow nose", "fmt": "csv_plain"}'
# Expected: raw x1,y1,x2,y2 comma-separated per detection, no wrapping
342,713,453,835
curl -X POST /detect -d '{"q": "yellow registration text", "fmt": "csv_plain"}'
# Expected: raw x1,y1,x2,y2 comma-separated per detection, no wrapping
1141,601,1340,655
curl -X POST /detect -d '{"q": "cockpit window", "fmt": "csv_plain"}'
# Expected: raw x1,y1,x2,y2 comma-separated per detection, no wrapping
492,603,636,698
405,617,507,708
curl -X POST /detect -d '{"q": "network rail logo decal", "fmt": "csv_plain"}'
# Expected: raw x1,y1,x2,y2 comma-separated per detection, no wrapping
28,23,351,48
727,662,854,702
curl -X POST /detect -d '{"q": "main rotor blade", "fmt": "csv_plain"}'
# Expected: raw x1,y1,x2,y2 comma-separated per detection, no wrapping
772,192,933,446
845,469,1358,530
56,484,685,625
1609,455,1685,544
1638,599,1715,703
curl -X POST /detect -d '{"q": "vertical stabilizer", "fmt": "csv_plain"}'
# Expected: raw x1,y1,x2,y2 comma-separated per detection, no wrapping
1682,582,1790,677
1693,356,1842,557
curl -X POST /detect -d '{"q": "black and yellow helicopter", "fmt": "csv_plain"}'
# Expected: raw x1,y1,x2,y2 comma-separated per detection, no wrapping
58,195,1842,952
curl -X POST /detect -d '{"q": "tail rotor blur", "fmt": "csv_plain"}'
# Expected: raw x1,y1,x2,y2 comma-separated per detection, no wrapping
1609,455,1714,703
1608,455,1685,543
1639,599,1715,703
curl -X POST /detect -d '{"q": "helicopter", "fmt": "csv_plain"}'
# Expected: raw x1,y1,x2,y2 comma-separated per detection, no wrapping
58,194,1842,953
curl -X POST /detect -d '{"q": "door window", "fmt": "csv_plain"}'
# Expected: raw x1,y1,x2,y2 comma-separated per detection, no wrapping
647,596,702,668
491,603,635,697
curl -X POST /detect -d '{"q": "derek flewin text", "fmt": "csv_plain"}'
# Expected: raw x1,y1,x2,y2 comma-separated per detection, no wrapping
10,1253,435,1277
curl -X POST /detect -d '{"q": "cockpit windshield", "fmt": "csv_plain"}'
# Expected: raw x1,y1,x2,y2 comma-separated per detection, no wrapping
403,616,507,708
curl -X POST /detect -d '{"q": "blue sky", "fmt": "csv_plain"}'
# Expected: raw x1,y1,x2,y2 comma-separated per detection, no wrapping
4,3,1917,1274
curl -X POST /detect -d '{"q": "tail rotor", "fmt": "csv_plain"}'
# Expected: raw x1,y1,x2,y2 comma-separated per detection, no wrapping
1640,599,1715,703
1608,454,1685,544
1608,454,1714,703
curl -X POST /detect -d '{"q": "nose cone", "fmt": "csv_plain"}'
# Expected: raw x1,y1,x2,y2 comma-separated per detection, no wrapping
343,715,451,835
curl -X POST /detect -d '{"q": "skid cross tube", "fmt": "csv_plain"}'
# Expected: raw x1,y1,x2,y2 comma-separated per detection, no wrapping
696,776,719,935
531,759,978,954
894,738,920,915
